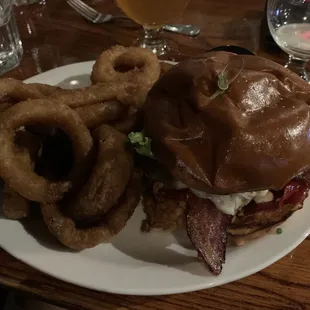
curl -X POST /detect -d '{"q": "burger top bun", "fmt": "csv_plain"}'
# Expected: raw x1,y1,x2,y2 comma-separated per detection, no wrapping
144,51,310,194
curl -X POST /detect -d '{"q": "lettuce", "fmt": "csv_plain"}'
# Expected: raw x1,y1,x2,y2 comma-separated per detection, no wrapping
128,131,155,159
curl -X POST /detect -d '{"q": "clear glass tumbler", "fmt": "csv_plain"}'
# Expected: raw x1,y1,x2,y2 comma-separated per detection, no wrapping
0,0,23,75
267,0,310,81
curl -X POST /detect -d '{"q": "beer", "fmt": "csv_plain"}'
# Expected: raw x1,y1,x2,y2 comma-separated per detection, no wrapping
116,0,189,27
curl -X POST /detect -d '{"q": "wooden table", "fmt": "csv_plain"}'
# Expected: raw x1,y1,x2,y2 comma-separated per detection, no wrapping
1,0,310,309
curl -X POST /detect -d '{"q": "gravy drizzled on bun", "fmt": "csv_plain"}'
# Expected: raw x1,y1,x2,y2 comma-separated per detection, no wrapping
141,52,310,275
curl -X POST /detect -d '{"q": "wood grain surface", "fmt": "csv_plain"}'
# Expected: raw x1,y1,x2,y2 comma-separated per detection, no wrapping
1,0,310,309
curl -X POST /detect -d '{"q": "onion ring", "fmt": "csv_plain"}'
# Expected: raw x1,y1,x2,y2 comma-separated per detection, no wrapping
110,106,143,134
0,99,93,203
0,78,47,100
0,102,14,114
67,125,134,220
28,83,68,96
0,78,71,106
74,101,126,129
91,46,160,89
41,171,141,250
2,131,41,220
0,77,146,109
49,83,146,108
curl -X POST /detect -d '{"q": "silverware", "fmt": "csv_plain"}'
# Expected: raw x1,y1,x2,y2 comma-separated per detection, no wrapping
67,0,200,37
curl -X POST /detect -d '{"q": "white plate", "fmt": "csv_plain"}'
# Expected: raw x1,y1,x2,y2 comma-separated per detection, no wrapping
1,61,310,296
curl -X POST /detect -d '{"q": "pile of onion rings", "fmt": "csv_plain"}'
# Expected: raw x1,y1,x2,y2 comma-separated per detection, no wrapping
0,45,167,250
0,98,140,249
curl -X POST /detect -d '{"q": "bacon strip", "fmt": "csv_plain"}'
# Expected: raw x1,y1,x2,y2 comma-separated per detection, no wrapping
279,179,309,207
186,193,232,275
243,179,309,215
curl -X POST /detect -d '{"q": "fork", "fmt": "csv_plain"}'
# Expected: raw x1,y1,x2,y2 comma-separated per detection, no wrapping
67,0,200,37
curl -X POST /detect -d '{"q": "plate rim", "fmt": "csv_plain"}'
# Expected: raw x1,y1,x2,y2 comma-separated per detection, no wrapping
1,228,309,296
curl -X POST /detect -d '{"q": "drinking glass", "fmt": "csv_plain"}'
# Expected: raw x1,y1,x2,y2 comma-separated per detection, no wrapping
14,0,42,5
267,0,310,81
0,0,23,75
115,0,189,56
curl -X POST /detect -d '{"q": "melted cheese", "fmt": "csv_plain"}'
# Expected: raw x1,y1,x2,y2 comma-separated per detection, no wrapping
174,181,274,215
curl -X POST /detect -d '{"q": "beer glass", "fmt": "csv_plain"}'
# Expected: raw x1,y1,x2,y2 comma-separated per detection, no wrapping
116,0,189,56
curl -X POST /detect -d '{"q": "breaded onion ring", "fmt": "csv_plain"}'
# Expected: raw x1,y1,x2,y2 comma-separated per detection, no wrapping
67,125,134,220
50,83,146,108
0,99,93,203
28,83,68,96
0,78,71,103
2,131,42,220
0,78,47,100
41,171,141,250
110,106,142,134
74,101,126,129
91,46,160,103
0,102,14,114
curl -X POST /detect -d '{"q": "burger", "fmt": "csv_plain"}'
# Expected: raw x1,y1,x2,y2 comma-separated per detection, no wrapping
129,51,310,275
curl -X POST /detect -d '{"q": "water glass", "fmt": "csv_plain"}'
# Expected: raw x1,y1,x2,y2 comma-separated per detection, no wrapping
267,0,310,81
0,0,23,75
